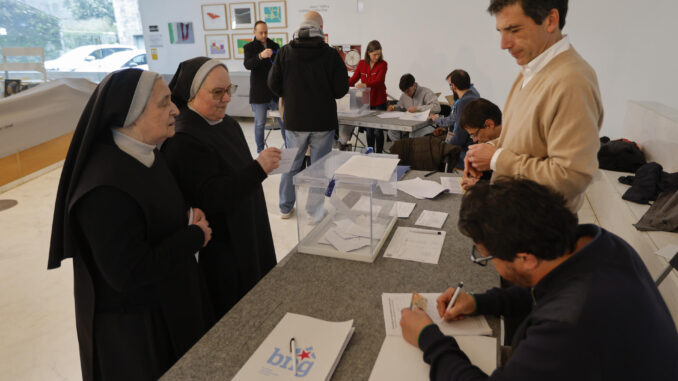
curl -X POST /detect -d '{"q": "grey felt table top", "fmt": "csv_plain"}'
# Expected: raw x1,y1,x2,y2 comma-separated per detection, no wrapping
161,171,500,380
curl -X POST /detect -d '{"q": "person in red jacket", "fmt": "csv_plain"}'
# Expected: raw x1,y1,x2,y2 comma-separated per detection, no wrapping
348,40,388,152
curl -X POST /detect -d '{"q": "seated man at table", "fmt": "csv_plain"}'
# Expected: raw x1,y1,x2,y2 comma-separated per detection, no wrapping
400,179,678,380
458,98,502,190
389,73,441,141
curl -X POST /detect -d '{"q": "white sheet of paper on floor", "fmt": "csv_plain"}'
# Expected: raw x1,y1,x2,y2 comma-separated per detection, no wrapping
369,335,496,380
380,293,492,337
655,244,678,261
397,177,448,199
415,210,448,229
334,155,400,182
383,227,445,264
440,176,463,194
270,147,300,175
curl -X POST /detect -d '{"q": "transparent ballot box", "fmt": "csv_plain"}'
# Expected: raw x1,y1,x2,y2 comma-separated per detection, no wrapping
294,151,398,262
336,87,372,117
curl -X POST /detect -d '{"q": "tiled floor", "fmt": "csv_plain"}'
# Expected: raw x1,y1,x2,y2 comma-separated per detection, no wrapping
0,118,296,380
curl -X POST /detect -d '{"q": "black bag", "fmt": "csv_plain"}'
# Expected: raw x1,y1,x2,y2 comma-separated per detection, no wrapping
598,136,646,173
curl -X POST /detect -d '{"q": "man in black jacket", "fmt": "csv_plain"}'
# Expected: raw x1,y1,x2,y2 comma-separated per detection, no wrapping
401,179,678,380
244,21,285,153
268,11,348,218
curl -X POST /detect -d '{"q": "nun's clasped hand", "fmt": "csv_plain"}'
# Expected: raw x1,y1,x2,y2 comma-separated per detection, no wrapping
256,147,282,174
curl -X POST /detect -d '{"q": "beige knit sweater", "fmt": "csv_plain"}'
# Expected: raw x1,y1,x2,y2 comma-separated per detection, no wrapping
493,48,603,211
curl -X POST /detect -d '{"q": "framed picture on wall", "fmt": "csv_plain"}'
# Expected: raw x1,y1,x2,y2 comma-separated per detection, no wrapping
201,4,228,31
205,34,231,59
258,1,287,29
232,33,253,59
229,2,256,30
268,32,288,48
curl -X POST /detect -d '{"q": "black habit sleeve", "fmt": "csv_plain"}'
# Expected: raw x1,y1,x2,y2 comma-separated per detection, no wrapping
74,186,204,292
163,133,267,215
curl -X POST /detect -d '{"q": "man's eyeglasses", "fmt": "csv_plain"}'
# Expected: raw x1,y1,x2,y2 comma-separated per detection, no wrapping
466,128,480,140
470,246,494,266
208,84,238,100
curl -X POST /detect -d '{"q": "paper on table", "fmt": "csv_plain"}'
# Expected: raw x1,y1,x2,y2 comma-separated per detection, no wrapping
334,155,400,182
655,244,678,261
399,109,430,121
415,210,448,229
383,227,445,264
397,177,448,199
269,147,300,175
440,176,463,194
389,201,416,218
376,111,405,119
381,293,492,337
368,336,497,380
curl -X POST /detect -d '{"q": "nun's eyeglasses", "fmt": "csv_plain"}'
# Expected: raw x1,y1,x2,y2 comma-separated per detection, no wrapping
209,84,238,99
470,246,494,266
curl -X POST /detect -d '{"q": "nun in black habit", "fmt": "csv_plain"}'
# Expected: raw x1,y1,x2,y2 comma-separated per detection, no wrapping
162,57,280,319
48,69,214,381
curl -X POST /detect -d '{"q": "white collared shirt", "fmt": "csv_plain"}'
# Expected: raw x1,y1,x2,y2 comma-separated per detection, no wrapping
489,35,571,171
112,129,156,168
521,35,570,89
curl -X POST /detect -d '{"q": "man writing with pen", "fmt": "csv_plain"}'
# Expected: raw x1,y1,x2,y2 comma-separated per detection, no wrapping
400,179,678,380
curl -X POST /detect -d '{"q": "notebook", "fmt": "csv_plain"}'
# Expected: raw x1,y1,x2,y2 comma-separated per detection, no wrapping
232,313,354,381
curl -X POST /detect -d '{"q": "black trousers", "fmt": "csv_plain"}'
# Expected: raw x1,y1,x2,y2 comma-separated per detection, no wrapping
366,102,388,153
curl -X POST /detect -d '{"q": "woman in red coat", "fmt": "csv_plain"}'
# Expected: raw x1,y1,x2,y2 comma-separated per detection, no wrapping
349,40,388,153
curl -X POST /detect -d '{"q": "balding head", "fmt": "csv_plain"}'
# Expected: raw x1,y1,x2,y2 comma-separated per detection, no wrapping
304,11,323,29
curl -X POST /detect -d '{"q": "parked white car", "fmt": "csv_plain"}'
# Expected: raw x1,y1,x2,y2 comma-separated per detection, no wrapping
74,50,149,72
45,44,136,72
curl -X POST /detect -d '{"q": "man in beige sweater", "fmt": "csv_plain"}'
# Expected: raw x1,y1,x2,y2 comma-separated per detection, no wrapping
466,0,603,212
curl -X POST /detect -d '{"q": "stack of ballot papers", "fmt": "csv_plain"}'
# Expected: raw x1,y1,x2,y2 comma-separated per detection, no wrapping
369,293,496,380
318,216,388,252
383,227,446,264
440,176,464,194
397,177,448,199
376,109,431,122
233,313,354,381
334,155,400,182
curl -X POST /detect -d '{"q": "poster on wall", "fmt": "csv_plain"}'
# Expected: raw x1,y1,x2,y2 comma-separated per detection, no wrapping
258,1,287,29
202,4,228,30
205,34,231,59
229,2,256,29
333,45,361,72
268,32,288,48
168,22,195,44
232,33,253,59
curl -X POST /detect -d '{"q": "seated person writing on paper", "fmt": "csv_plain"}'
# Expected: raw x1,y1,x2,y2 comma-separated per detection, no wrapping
400,179,678,381
459,98,502,190
388,73,441,141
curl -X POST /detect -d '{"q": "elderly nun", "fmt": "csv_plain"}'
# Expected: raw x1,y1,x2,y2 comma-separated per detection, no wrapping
48,69,214,380
162,57,279,320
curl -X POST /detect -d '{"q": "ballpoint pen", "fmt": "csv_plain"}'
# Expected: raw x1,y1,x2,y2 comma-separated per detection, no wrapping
289,337,297,375
413,229,441,235
446,281,464,312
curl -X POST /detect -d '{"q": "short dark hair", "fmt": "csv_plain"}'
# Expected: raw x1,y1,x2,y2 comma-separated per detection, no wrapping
364,40,383,63
487,0,568,30
446,69,471,91
459,98,502,130
399,73,415,92
254,20,267,29
458,179,578,261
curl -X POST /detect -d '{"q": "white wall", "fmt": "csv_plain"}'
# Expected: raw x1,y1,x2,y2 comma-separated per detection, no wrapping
138,0,678,138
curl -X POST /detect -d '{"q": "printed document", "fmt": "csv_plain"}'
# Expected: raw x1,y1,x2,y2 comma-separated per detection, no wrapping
383,227,445,264
415,210,448,229
440,176,464,194
270,147,300,175
381,293,492,337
